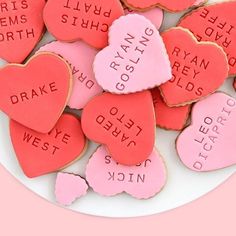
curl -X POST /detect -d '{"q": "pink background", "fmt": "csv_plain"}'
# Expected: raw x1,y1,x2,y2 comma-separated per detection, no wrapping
0,164,235,235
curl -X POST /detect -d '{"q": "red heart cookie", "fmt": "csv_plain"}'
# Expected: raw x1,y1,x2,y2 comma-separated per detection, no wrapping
122,0,197,12
151,88,190,131
43,0,124,48
0,0,46,63
81,92,155,166
10,113,87,178
178,1,236,76
0,53,72,133
159,27,228,106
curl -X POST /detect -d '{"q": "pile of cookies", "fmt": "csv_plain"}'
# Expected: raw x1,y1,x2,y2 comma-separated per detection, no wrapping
0,0,235,206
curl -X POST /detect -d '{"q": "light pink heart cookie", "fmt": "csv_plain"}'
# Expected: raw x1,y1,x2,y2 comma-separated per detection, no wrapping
55,172,88,206
38,41,103,109
93,14,172,94
124,6,163,29
86,146,167,199
177,92,236,172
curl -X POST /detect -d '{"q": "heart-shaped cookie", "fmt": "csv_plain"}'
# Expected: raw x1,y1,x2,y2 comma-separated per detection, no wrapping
124,6,163,29
93,14,171,94
151,87,190,131
81,91,156,166
176,92,236,172
86,146,166,199
159,27,228,106
55,172,88,206
122,0,198,12
0,53,72,133
38,41,103,110
178,1,236,76
10,113,87,178
0,0,46,63
43,0,124,48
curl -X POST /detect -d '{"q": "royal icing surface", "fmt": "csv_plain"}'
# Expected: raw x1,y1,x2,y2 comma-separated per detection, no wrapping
10,113,86,177
55,172,88,206
81,91,155,166
179,1,236,76
0,0,45,63
151,87,190,130
160,27,228,106
124,6,163,29
93,14,172,94
43,0,124,48
0,53,72,133
38,41,103,110
177,92,236,171
86,146,166,199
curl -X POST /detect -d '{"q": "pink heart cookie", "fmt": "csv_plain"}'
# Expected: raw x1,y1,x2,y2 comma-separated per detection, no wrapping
124,6,163,29
93,14,172,94
55,172,88,206
38,41,103,109
176,92,236,172
86,146,166,199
